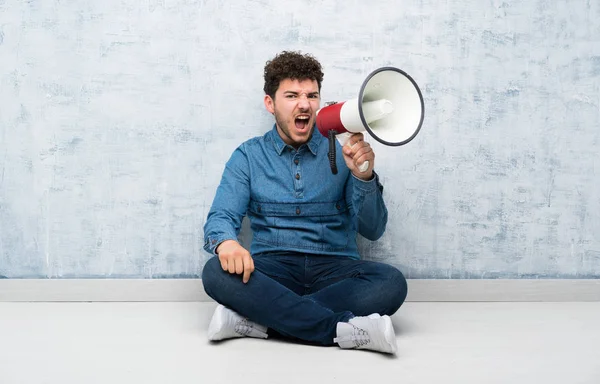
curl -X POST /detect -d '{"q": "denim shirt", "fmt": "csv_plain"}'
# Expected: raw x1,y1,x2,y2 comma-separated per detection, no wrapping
203,125,388,259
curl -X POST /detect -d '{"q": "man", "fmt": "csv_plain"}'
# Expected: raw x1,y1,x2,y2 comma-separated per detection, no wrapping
202,51,407,354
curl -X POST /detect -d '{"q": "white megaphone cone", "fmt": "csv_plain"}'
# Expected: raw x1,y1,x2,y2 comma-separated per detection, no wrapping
316,67,424,174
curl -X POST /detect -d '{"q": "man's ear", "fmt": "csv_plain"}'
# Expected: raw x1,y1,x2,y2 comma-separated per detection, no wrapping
264,95,275,114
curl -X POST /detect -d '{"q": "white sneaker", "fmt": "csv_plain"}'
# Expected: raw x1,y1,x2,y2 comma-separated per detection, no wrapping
207,304,269,341
334,314,397,354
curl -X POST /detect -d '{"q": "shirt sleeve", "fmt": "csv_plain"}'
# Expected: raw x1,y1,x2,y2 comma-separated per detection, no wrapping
345,170,388,241
203,145,251,255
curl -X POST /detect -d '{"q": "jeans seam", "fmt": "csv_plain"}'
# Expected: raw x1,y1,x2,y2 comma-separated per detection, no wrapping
317,268,364,284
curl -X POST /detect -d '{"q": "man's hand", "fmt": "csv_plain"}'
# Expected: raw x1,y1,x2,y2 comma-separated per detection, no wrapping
342,133,374,180
215,240,255,284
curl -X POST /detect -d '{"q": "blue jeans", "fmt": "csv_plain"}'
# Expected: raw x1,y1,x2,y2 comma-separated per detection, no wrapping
202,253,408,346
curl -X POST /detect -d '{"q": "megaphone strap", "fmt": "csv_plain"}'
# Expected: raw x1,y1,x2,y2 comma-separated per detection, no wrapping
328,130,338,175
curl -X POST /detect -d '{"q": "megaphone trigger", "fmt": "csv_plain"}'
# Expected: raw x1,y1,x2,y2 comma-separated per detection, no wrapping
358,162,369,173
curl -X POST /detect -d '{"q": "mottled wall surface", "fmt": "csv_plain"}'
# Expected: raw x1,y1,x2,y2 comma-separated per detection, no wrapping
0,1,598,279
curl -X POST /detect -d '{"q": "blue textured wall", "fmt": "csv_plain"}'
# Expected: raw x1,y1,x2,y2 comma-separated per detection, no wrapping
1,0,599,279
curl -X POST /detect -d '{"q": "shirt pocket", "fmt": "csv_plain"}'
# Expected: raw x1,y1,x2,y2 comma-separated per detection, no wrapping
248,200,350,252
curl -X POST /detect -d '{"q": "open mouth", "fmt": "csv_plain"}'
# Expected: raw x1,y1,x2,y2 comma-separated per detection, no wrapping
295,115,310,131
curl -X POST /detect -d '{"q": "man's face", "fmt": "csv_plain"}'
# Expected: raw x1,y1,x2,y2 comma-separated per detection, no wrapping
264,78,321,148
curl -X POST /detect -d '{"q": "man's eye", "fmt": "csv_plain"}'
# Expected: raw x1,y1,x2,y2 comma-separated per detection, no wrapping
309,95,319,99
286,95,296,99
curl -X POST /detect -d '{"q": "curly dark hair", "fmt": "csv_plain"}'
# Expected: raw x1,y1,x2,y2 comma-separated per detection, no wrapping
263,51,324,99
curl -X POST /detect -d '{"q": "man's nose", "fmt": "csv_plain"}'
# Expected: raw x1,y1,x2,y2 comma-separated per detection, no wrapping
297,95,310,109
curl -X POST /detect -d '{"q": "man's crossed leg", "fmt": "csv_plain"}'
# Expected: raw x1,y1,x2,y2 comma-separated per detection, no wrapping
201,254,407,354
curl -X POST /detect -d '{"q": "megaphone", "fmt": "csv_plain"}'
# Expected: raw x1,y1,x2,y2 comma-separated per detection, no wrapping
316,67,424,174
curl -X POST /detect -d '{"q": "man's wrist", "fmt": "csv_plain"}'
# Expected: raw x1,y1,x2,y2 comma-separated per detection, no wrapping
352,171,374,181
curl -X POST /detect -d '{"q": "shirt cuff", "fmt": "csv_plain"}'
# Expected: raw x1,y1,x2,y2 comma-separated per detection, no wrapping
204,235,236,256
352,170,384,195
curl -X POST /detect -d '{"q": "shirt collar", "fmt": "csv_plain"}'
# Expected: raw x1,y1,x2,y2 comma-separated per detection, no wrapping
270,124,319,156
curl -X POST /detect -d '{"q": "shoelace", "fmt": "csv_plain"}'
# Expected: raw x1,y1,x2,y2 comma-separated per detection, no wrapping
335,325,371,348
234,318,254,336
351,327,371,348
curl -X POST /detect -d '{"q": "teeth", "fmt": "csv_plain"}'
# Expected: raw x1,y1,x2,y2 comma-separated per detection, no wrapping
297,116,309,120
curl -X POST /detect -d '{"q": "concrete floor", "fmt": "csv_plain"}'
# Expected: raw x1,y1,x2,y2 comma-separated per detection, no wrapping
0,302,599,384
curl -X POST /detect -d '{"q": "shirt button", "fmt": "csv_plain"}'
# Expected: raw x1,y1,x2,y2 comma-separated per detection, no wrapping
257,205,261,213
336,204,341,210
294,159,299,165
295,173,300,180
296,208,301,215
